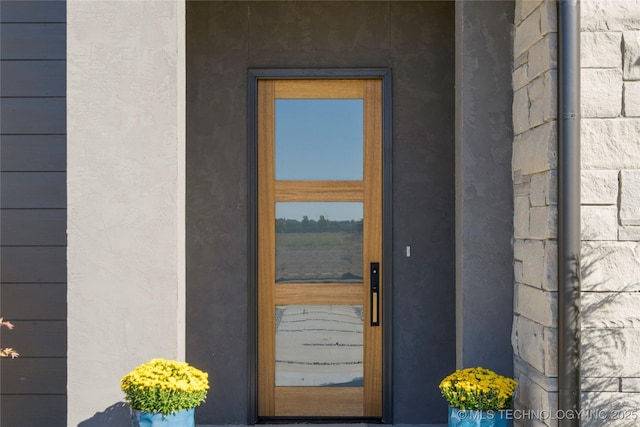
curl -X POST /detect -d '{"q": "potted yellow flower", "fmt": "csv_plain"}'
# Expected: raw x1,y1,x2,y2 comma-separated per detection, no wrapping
439,367,517,427
121,358,209,427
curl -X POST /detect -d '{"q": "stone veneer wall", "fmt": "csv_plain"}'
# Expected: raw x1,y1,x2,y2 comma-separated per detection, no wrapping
580,0,640,424
513,0,640,426
511,1,559,426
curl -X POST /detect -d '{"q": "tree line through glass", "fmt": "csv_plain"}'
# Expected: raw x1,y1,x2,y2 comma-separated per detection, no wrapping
275,217,364,284
276,217,363,234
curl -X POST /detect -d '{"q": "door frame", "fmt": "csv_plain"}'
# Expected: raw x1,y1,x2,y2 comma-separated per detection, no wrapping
248,68,393,424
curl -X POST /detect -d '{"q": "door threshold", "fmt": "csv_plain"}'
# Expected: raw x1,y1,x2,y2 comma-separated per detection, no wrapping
198,425,446,427
256,418,384,424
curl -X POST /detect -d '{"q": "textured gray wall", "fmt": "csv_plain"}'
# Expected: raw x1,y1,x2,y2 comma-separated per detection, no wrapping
0,2,67,426
67,1,185,425
455,0,515,377
187,1,455,424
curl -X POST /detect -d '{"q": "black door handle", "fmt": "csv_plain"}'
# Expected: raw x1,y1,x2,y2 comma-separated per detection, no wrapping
370,262,380,326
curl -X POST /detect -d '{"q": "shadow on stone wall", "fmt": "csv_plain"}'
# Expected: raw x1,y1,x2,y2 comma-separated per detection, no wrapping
580,248,640,425
78,402,130,427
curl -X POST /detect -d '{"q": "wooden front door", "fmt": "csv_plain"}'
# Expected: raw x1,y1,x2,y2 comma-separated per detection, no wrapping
257,79,383,418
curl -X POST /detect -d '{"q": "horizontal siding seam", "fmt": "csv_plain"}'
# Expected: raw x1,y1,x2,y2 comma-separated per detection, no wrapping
1,169,66,171
0,96,66,99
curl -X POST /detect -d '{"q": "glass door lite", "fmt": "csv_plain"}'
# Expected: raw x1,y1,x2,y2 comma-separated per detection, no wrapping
257,79,383,418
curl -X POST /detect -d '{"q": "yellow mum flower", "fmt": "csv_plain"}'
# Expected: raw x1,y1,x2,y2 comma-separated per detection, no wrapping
121,358,210,416
439,367,517,411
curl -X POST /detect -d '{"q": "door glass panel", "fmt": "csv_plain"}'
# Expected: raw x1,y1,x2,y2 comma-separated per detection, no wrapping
275,305,364,387
275,202,363,284
275,99,363,181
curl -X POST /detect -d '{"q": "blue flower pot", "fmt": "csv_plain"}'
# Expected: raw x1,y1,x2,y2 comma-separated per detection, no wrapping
448,406,512,427
131,408,195,427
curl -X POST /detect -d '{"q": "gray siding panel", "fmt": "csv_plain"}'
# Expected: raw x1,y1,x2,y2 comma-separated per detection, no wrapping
0,98,66,134
1,283,66,319
0,321,66,357
0,23,65,59
0,1,66,23
0,135,66,171
1,209,67,245
0,2,67,425
0,172,66,208
0,395,66,427
0,247,66,283
0,358,66,394
1,61,66,97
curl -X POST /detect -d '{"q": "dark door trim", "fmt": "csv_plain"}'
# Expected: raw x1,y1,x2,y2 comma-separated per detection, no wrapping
247,68,393,424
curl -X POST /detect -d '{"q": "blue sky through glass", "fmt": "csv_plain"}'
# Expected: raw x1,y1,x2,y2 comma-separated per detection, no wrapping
275,99,363,180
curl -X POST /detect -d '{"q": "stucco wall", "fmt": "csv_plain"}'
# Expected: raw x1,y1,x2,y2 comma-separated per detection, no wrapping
580,0,640,424
67,1,185,425
186,1,458,424
455,0,515,378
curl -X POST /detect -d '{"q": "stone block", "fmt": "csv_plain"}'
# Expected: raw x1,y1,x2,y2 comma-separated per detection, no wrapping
623,31,640,81
624,82,640,117
542,240,557,291
513,168,524,184
514,64,529,91
529,70,557,127
513,367,558,422
619,226,640,240
514,238,525,261
581,205,618,241
544,326,557,376
522,419,552,427
515,50,528,69
516,0,543,25
530,205,557,239
531,170,557,207
514,173,531,197
512,315,546,373
582,0,640,31
516,283,557,327
582,241,640,292
511,316,518,355
513,86,530,135
581,32,622,69
540,0,557,35
582,377,619,392
582,69,623,118
620,377,640,392
582,119,640,169
582,391,640,427
513,121,558,175
530,173,547,207
547,170,558,205
514,355,559,393
582,292,640,328
521,239,545,286
528,33,557,81
515,196,530,239
581,170,619,205
515,6,543,58
515,260,524,282
582,328,640,377
620,170,640,225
